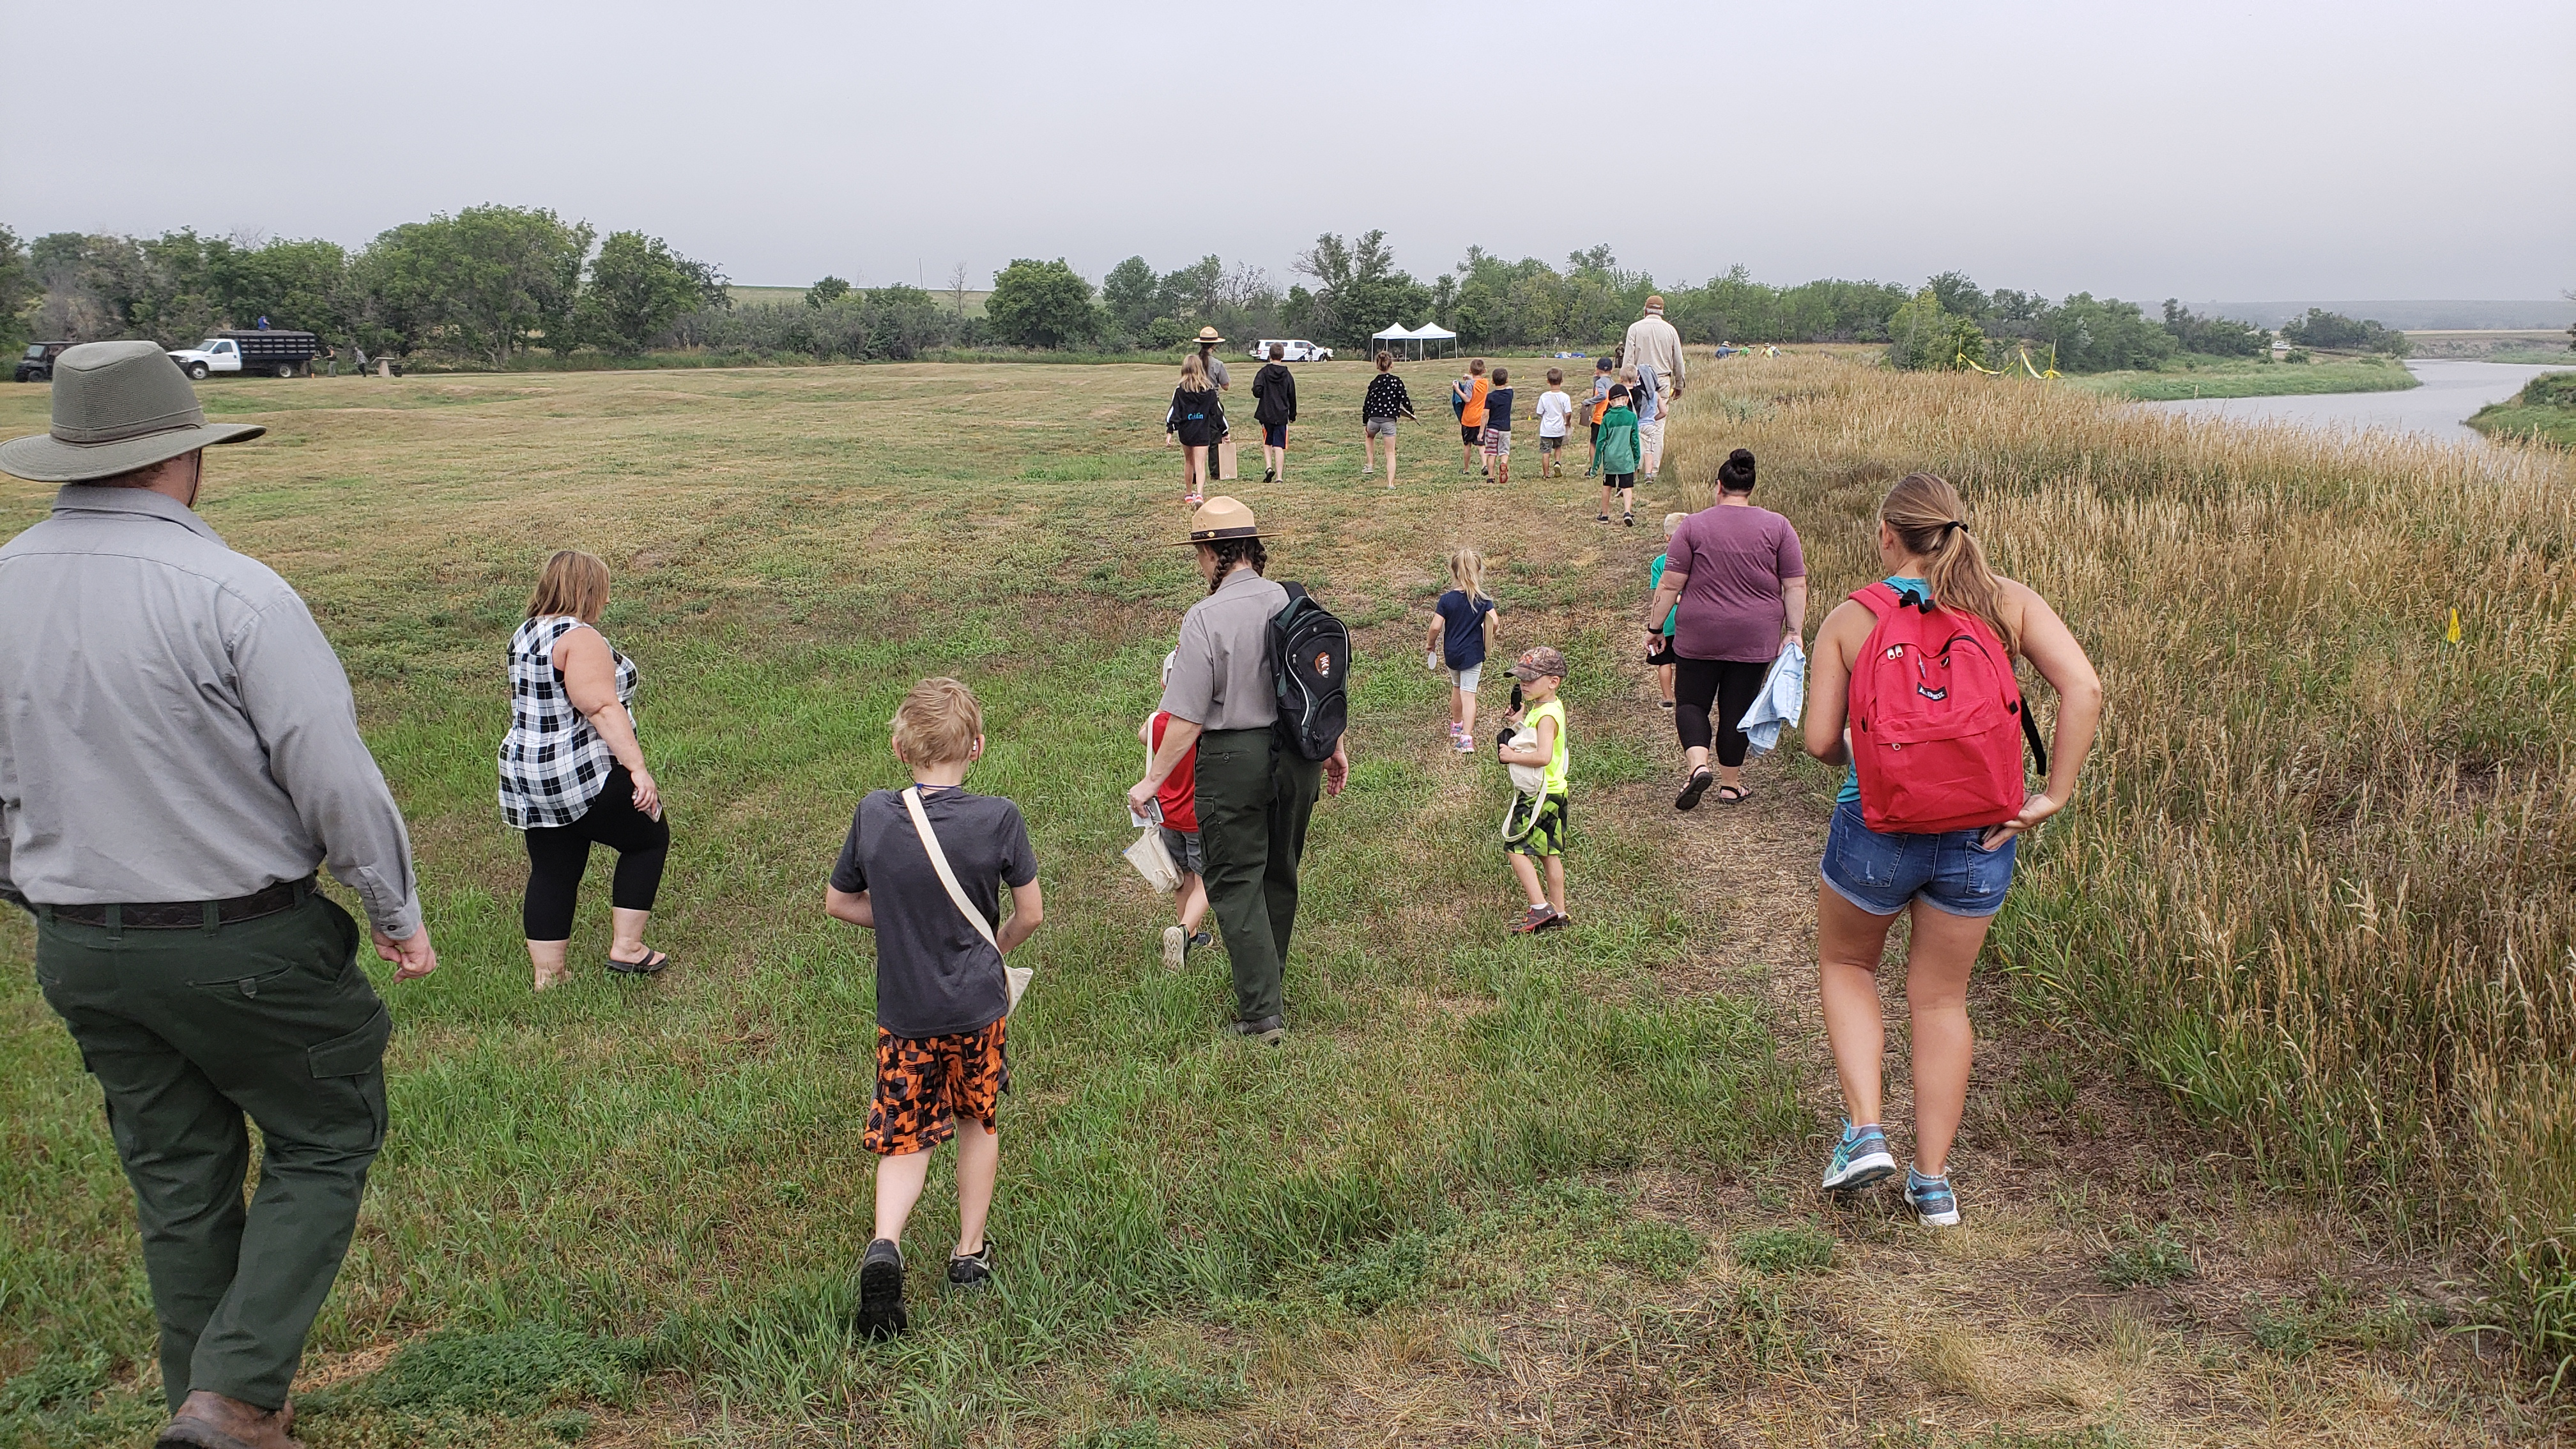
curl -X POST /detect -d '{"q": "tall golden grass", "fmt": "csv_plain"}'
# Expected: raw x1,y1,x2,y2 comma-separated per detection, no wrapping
1670,355,2576,1377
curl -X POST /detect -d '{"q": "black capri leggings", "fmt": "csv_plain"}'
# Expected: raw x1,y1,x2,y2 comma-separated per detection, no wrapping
522,760,671,940
1673,657,1772,768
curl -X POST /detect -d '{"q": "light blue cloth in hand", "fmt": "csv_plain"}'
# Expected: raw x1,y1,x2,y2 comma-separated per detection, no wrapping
1737,640,1807,756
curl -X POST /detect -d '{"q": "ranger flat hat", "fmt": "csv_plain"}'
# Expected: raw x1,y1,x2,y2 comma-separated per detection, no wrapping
0,341,264,483
1193,325,1225,344
1175,494,1267,544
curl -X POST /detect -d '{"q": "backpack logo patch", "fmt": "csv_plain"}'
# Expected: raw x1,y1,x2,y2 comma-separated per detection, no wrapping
1314,652,1333,677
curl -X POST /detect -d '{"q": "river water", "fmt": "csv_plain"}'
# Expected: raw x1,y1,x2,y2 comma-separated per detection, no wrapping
2142,359,2566,442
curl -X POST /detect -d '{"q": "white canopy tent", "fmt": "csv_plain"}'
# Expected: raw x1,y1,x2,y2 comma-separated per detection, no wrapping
1370,322,1458,360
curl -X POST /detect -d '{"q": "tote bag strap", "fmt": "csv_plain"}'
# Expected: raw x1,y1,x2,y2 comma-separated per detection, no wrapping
901,786,999,953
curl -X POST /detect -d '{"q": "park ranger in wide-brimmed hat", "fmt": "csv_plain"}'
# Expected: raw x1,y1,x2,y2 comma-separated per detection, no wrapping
0,341,438,1449
1130,496,1347,1043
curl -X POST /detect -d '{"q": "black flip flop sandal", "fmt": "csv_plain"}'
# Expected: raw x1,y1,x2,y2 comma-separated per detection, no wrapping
1675,768,1715,812
606,949,670,975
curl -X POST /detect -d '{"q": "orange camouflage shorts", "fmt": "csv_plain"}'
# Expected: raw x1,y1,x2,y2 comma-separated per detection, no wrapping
865,1018,1008,1155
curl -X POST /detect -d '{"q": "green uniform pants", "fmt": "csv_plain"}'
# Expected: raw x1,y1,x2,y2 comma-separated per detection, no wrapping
1193,728,1324,1023
33,891,392,1412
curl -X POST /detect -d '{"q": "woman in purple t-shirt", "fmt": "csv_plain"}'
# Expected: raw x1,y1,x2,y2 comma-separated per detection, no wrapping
1639,449,1809,809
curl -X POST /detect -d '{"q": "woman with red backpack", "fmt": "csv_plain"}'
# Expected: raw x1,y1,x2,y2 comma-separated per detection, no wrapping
1802,472,2102,1227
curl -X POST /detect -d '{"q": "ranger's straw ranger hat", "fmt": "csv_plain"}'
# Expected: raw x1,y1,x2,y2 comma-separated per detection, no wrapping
1175,495,1268,544
1194,326,1226,344
0,341,264,482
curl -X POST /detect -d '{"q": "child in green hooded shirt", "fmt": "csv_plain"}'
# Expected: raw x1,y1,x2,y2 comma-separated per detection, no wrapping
1594,384,1641,526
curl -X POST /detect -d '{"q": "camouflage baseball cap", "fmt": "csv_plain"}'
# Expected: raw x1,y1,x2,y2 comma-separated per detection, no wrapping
1508,646,1567,680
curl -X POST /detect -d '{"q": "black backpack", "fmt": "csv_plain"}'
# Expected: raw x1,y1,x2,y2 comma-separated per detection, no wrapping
1269,582,1349,762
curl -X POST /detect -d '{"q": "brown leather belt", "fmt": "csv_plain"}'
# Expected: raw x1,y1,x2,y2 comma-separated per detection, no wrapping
41,876,314,930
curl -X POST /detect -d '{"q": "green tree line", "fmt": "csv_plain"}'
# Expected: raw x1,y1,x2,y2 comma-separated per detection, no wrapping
3,211,2349,374
0,208,725,367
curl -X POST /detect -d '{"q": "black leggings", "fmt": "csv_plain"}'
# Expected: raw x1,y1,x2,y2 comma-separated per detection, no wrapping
522,761,670,940
1674,657,1772,767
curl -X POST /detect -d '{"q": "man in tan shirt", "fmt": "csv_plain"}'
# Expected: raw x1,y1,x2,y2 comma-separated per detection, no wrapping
1622,298,1687,479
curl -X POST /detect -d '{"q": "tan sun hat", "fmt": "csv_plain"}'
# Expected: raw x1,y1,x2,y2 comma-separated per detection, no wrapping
1174,494,1267,544
0,341,264,482
1193,325,1225,344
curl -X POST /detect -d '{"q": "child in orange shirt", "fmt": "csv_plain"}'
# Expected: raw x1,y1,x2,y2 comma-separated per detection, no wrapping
1453,358,1491,477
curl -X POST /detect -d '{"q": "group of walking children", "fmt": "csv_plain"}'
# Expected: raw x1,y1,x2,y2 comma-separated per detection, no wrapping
1448,360,1587,487
1427,548,1577,934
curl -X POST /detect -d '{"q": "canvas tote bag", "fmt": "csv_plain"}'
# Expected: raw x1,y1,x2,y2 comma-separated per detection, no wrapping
900,786,1032,1013
1121,737,1181,893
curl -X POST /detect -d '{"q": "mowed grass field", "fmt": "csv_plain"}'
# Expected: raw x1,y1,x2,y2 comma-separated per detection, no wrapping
0,356,2564,1448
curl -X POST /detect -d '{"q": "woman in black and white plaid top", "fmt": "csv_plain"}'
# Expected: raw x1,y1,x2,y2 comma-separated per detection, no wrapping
498,550,671,990
1360,350,1417,487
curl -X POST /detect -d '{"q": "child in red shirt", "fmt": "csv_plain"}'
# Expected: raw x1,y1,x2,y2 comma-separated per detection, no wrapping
1141,653,1212,969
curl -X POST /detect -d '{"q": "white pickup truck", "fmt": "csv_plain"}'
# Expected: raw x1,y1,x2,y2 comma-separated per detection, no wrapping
167,330,325,379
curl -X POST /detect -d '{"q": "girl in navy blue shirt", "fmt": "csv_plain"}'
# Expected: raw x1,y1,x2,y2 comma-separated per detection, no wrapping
1426,546,1501,753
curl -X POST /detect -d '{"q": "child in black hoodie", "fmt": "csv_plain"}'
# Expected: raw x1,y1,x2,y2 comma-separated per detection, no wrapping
1252,344,1298,484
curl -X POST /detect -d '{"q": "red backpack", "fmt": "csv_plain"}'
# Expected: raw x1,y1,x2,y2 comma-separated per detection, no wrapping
1846,582,2044,834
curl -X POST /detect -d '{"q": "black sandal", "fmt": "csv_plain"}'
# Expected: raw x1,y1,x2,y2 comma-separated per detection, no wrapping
606,949,670,975
1716,784,1749,805
1675,767,1715,812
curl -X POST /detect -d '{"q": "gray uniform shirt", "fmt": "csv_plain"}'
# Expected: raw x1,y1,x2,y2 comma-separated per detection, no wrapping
1197,349,1230,390
0,486,422,936
1159,565,1287,732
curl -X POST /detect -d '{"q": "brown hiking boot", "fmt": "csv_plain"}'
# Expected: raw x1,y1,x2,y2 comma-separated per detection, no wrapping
156,1391,303,1449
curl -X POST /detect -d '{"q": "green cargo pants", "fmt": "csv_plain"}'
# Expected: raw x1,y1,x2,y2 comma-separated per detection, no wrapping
1193,728,1324,1024
33,891,391,1412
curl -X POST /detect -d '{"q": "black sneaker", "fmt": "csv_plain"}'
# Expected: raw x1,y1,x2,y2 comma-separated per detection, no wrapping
948,1239,995,1287
857,1238,907,1338
1188,930,1214,953
1231,1014,1285,1045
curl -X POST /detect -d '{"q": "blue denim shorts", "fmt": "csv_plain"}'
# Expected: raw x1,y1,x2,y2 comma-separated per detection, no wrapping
1820,800,2017,919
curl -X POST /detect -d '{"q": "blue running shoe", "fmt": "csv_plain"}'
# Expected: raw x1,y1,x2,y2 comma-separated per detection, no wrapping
1821,1122,1897,1192
1905,1166,1961,1227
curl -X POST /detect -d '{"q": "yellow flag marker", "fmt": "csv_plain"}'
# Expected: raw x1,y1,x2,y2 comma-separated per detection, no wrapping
2446,608,2462,645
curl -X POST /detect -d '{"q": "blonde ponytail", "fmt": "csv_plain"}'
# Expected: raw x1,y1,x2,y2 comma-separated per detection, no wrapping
1448,546,1489,605
1882,472,2018,654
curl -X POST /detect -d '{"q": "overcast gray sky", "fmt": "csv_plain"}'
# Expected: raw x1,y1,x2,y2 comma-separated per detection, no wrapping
7,0,2568,302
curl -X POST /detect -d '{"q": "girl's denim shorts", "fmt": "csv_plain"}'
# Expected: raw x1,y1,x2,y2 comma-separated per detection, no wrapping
1820,799,2018,919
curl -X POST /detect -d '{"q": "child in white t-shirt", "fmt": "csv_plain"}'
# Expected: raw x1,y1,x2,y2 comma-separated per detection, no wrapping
1534,368,1575,479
